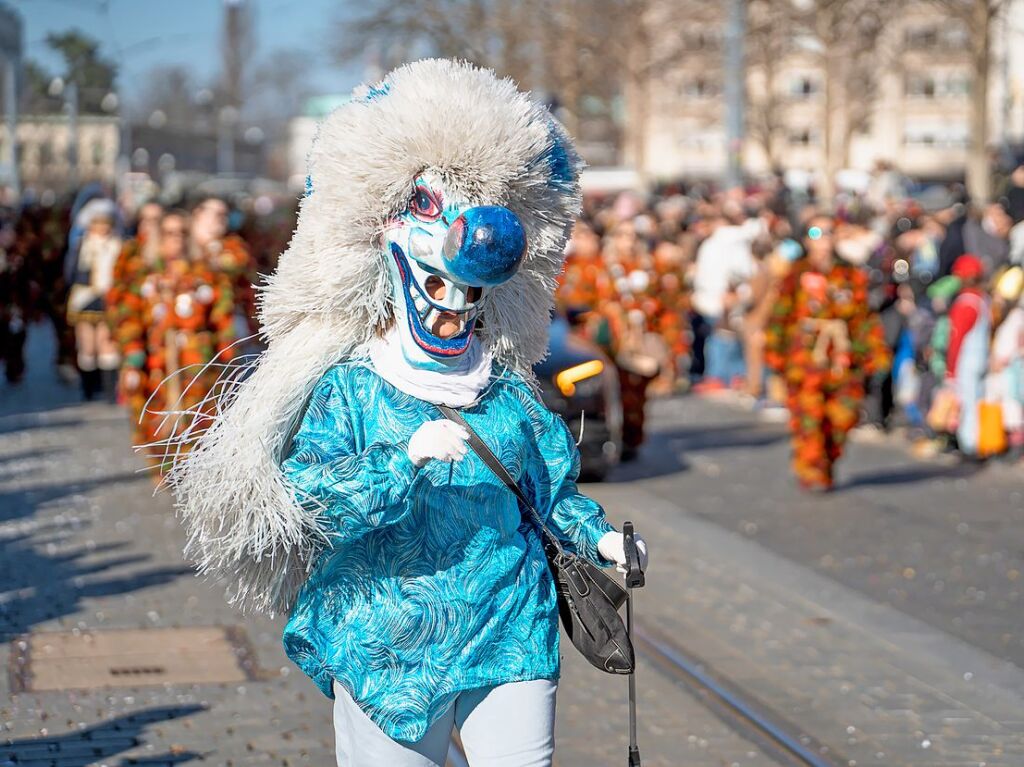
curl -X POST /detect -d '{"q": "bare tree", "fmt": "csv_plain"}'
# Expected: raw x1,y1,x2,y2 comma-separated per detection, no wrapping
928,0,1005,202
247,48,316,136
746,0,798,168
587,0,717,178
796,0,892,200
328,0,702,173
134,65,201,129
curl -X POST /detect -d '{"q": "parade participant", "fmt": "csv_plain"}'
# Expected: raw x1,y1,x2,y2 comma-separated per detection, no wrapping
116,200,163,281
945,254,991,458
168,60,648,767
116,210,236,465
107,201,164,375
65,199,122,401
989,267,1024,461
599,220,660,455
766,216,891,490
0,214,27,383
190,196,257,336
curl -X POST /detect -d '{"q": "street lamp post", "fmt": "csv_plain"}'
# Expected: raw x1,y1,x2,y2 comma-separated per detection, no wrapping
2,54,17,200
724,0,746,189
66,80,79,190
217,105,238,175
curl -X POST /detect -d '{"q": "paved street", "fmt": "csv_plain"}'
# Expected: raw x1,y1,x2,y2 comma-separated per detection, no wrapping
3,325,1024,766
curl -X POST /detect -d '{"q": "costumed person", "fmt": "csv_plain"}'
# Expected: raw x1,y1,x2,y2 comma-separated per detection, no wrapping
65,198,122,401
989,266,1024,461
0,214,27,383
111,200,163,290
115,210,236,466
190,196,258,339
945,254,991,458
766,216,891,490
166,60,648,767
108,200,164,397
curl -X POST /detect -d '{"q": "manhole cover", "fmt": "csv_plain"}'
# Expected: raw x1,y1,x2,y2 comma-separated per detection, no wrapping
9,626,263,692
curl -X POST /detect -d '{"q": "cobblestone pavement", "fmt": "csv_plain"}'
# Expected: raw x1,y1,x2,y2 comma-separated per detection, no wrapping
4,326,1024,766
588,392,1024,767
1,328,777,767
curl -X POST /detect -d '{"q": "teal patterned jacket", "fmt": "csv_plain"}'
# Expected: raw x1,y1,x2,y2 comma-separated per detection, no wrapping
280,361,615,741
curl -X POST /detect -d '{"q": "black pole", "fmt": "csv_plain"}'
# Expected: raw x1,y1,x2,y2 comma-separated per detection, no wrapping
624,520,644,767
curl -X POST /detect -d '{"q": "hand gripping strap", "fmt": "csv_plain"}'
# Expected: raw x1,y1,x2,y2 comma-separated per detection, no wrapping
436,404,566,557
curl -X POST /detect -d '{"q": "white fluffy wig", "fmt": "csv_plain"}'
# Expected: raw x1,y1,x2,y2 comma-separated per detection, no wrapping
165,59,583,614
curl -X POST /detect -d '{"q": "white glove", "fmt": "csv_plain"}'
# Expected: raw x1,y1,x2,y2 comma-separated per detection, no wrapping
407,420,470,468
598,530,649,574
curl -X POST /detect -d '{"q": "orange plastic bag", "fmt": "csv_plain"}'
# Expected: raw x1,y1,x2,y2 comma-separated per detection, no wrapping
977,400,1008,457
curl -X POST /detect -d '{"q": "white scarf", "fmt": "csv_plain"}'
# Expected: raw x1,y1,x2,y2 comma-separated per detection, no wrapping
366,328,493,407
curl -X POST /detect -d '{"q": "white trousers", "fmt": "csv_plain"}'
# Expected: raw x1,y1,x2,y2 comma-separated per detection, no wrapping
333,679,557,767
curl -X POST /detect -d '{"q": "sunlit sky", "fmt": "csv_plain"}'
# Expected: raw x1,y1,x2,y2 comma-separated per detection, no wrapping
12,0,364,104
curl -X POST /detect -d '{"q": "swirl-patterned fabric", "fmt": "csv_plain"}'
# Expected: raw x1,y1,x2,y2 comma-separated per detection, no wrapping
281,362,614,741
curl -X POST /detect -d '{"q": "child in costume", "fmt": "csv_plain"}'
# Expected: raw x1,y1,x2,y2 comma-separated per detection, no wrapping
65,199,122,401
168,60,647,767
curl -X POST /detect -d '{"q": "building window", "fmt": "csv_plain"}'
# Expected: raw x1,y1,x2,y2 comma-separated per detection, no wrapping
906,73,970,99
906,22,969,50
682,77,721,99
39,140,53,165
92,140,104,166
942,76,970,97
685,28,721,51
903,122,969,148
789,75,820,99
905,25,939,49
943,25,969,48
788,128,816,146
906,74,936,98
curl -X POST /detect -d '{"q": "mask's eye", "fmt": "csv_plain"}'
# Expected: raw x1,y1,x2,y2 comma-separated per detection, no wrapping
467,286,483,303
410,186,442,222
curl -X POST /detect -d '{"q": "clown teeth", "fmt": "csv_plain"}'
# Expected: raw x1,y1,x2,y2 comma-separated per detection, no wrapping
413,293,429,316
424,308,465,335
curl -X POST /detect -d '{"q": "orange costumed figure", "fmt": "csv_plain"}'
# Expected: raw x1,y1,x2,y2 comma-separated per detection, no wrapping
766,217,890,490
114,211,236,468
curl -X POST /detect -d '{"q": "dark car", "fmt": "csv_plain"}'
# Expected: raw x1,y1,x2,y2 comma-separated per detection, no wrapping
533,316,623,481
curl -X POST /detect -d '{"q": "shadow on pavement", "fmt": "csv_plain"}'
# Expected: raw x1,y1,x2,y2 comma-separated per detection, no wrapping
839,462,982,491
0,413,86,437
0,471,143,524
0,509,193,640
609,421,788,482
0,705,207,767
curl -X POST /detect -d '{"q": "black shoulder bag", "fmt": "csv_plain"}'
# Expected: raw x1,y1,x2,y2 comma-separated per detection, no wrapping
437,405,635,675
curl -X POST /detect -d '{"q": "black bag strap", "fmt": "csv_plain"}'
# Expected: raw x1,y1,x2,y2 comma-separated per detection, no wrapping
436,404,566,557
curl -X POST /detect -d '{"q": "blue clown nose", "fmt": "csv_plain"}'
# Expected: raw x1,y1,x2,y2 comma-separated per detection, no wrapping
441,206,527,288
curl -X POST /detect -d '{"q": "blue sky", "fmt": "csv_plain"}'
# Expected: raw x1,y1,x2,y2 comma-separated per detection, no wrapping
12,0,364,103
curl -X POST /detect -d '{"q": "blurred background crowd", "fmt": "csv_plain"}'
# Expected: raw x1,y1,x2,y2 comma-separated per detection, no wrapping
2,0,1024,490
559,168,1024,488
4,163,1024,488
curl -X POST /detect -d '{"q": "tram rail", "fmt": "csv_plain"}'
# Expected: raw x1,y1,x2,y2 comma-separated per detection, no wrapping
633,621,843,767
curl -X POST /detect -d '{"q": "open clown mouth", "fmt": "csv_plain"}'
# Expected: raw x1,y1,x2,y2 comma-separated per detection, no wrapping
390,243,480,356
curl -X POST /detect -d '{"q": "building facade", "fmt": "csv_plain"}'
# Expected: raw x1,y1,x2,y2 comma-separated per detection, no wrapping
0,115,120,194
632,0,1024,185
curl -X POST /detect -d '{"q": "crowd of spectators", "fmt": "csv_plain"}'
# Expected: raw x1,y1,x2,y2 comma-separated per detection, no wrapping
3,165,1024,484
558,164,1024,480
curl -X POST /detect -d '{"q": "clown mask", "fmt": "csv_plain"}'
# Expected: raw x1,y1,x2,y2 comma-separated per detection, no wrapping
382,172,527,371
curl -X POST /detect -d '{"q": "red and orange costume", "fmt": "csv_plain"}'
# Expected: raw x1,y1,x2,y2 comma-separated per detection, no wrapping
766,258,890,489
113,256,236,464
